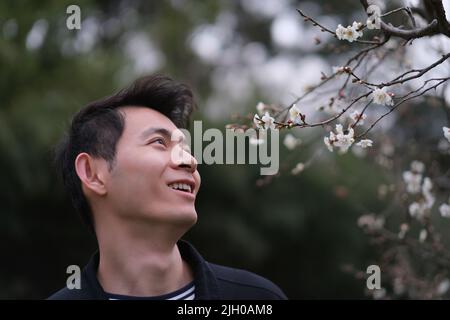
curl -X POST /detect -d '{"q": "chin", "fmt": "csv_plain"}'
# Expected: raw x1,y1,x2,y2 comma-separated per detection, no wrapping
183,209,198,226
170,207,198,226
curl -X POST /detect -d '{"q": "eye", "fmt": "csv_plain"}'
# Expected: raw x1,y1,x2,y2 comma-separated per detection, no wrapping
149,137,167,146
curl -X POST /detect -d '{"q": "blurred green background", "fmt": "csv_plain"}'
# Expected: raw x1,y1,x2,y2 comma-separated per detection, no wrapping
0,0,423,299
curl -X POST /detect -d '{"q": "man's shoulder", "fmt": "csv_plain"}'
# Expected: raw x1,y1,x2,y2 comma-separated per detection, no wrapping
207,262,287,300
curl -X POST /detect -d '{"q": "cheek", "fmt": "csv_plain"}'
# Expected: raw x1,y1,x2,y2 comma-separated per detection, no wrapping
111,151,169,192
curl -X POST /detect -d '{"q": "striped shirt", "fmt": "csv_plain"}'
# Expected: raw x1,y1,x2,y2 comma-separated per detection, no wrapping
106,281,195,300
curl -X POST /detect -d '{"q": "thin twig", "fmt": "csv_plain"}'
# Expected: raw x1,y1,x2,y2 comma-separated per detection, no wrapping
380,53,450,87
356,78,448,138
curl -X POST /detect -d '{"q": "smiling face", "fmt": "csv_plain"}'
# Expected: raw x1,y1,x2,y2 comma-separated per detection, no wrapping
103,106,200,229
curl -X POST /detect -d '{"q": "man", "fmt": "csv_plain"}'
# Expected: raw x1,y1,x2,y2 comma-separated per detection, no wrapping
49,75,287,300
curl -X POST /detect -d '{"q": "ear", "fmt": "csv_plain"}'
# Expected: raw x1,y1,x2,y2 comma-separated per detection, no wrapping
75,153,108,196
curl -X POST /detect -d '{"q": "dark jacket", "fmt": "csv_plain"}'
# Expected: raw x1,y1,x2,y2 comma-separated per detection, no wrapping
48,240,287,300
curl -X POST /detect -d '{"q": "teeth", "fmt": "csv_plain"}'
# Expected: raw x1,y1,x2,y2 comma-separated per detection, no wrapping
169,183,192,193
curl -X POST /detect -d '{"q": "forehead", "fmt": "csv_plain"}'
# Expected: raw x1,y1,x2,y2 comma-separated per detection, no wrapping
119,106,178,137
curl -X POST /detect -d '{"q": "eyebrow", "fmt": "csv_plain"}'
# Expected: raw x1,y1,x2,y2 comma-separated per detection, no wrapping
139,127,187,145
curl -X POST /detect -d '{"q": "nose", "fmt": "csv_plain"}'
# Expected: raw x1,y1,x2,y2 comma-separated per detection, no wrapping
178,151,197,173
171,145,198,173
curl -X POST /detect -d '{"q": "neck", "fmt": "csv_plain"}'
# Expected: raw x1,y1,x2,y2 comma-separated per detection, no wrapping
95,219,194,297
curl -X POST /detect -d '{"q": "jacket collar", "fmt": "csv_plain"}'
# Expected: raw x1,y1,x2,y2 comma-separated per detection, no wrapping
82,239,220,300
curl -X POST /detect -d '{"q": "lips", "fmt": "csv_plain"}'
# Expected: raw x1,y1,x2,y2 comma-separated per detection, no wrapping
167,179,195,194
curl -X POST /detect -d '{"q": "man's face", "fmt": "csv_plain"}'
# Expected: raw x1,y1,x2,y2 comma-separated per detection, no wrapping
103,106,200,228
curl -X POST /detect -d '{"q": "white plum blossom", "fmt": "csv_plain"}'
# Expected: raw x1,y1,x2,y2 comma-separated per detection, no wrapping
352,21,363,37
283,133,300,150
335,24,347,40
249,137,264,145
372,87,394,106
438,138,450,155
254,112,276,130
407,191,434,220
289,104,302,124
422,177,435,209
249,135,265,145
324,135,334,152
356,139,373,148
419,229,428,243
403,171,422,194
422,177,433,192
291,162,305,175
403,161,426,194
350,110,367,125
334,124,355,153
411,160,425,173
256,101,266,115
324,124,355,153
253,114,263,129
357,214,385,231
261,111,276,130
398,223,409,239
335,22,363,42
440,202,450,218
409,202,428,220
367,16,381,30
437,279,450,296
404,161,436,222
443,126,450,142
366,5,381,30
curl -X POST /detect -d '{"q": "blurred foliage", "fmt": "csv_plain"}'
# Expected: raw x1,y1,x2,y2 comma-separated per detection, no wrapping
0,0,398,299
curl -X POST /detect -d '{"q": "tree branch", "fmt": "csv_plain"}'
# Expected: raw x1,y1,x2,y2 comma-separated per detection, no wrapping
360,0,441,39
347,53,450,88
356,78,449,138
425,0,450,37
380,53,450,87
297,9,382,45
380,19,438,39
